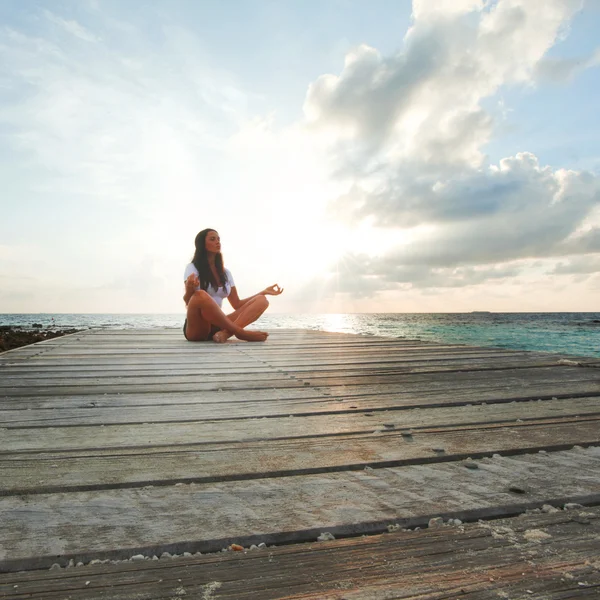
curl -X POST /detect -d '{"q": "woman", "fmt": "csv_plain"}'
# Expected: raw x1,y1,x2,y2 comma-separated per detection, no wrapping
183,228,283,342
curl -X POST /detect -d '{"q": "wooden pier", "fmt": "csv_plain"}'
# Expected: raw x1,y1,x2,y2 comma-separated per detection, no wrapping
1,328,599,598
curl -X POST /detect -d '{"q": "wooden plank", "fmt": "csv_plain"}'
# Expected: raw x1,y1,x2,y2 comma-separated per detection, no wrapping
0,344,525,357
2,420,599,495
2,377,599,413
1,389,599,432
2,341,590,366
0,377,307,396
0,341,533,356
0,353,579,381
1,346,534,369
2,396,599,451
3,363,599,397
0,349,555,371
3,342,438,358
0,363,600,395
0,338,467,348
0,386,329,410
1,447,599,571
1,506,598,599
5,350,586,370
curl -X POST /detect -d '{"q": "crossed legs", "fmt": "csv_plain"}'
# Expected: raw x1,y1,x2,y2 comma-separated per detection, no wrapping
212,295,269,343
185,291,269,342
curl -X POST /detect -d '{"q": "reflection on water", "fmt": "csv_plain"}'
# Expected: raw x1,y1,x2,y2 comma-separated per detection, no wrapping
259,313,600,358
321,313,353,334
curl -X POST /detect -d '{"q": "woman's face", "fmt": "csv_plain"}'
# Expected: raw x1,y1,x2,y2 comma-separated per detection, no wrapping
205,230,221,254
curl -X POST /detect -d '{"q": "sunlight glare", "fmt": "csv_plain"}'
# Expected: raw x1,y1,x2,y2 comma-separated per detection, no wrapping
322,313,353,333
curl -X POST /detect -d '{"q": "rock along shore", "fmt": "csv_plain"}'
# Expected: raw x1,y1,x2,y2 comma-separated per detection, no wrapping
0,325,81,353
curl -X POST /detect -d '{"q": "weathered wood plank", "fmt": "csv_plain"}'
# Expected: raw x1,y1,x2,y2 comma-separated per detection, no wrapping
0,349,554,371
3,363,599,397
3,378,599,413
0,354,579,383
2,421,599,495
0,386,329,410
1,346,536,370
1,506,598,599
0,395,600,432
0,341,524,355
4,340,445,358
1,448,599,571
2,396,599,451
8,368,596,391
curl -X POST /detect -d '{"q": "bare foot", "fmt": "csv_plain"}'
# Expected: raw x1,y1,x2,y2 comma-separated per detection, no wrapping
236,329,269,342
212,331,230,343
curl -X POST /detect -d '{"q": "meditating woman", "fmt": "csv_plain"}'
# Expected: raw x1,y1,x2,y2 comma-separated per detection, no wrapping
183,228,283,342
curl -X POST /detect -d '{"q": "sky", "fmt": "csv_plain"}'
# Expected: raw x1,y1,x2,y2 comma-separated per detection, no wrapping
1,0,599,314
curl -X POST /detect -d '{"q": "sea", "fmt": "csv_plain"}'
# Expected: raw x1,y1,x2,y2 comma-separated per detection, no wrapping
1,313,599,358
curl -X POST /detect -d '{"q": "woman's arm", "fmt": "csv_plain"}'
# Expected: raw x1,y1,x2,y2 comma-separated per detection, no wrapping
228,284,283,310
183,274,200,306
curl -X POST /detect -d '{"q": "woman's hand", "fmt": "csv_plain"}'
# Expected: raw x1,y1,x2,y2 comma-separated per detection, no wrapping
186,273,200,292
183,273,200,305
262,284,284,296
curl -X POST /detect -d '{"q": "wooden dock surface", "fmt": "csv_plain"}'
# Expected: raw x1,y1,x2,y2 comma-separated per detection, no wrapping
1,328,599,598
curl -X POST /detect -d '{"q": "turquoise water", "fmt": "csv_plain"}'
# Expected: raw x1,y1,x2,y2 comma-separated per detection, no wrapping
1,312,599,358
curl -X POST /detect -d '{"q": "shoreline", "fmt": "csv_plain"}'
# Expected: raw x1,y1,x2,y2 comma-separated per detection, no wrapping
0,326,81,353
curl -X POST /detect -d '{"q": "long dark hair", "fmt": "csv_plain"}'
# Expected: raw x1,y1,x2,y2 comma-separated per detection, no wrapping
191,228,228,290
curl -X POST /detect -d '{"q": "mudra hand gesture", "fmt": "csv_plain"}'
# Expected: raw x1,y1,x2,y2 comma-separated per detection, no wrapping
262,284,284,296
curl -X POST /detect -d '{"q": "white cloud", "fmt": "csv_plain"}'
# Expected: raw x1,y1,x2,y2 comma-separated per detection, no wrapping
44,10,101,43
331,152,600,258
305,0,583,171
298,0,600,298
412,0,485,21
0,23,245,203
551,254,600,275
534,46,600,83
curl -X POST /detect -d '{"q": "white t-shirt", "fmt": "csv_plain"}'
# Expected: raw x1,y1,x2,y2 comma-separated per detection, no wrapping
184,263,235,308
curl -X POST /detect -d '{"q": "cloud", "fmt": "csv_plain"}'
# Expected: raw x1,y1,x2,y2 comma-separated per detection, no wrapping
534,47,600,83
335,159,600,285
334,153,600,262
335,255,524,290
0,10,252,206
300,0,600,294
43,10,101,43
551,254,600,275
411,0,485,21
305,0,583,172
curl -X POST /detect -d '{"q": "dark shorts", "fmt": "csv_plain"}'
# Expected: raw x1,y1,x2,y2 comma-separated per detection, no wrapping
183,318,189,340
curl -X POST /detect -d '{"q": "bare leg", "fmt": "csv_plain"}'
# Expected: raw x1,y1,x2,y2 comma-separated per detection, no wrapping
186,291,268,342
212,295,269,343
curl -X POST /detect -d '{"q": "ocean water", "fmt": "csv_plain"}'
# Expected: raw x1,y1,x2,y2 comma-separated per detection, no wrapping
1,312,599,358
